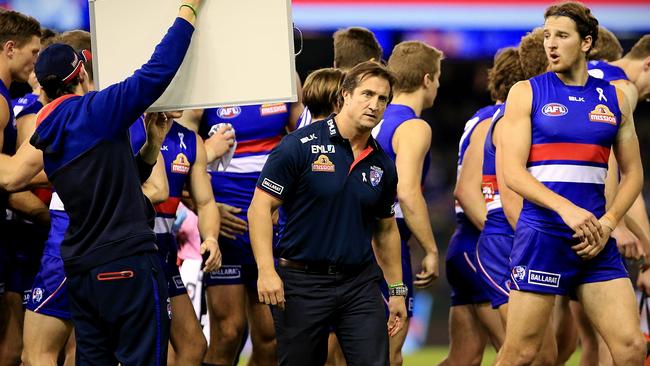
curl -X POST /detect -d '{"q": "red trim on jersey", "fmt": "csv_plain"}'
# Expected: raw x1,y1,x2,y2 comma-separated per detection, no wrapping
348,146,374,174
155,197,181,216
481,174,499,201
235,135,283,155
35,94,77,127
33,188,53,206
528,143,610,164
96,271,134,281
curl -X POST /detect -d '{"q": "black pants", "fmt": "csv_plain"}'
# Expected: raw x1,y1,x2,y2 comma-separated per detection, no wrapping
273,262,389,366
67,252,170,366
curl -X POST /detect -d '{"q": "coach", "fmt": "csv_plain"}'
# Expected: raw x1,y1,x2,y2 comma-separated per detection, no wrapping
248,61,407,365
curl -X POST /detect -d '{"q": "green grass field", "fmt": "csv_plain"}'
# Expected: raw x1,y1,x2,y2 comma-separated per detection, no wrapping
239,346,582,365
402,346,582,365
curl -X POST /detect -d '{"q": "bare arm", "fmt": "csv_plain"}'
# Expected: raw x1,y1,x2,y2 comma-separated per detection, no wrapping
454,119,490,230
500,81,603,248
189,135,221,272
176,109,203,133
372,217,407,336
605,88,644,229
0,143,45,192
494,118,523,230
0,95,7,152
624,194,650,256
287,72,305,131
393,119,439,287
16,114,37,148
141,153,169,204
249,188,284,307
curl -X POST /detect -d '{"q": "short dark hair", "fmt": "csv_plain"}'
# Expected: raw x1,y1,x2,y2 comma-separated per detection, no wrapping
340,61,396,104
544,2,599,54
488,47,525,102
0,10,41,48
41,74,80,101
333,27,383,70
303,68,345,119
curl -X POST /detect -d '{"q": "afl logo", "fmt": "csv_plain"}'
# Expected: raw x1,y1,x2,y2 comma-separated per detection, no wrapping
542,103,568,117
217,106,241,119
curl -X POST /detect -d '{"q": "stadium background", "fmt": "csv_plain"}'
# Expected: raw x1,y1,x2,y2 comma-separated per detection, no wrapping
3,0,650,360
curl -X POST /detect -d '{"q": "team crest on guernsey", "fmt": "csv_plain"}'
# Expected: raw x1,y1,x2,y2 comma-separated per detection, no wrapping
588,104,617,125
217,106,241,119
260,103,288,116
369,166,383,186
171,153,190,174
512,266,526,282
541,103,568,117
481,182,495,202
312,154,335,172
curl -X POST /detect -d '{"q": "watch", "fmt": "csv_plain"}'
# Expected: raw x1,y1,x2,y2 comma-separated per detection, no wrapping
388,284,408,297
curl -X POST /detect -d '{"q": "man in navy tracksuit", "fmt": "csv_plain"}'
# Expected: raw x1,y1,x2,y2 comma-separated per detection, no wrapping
0,2,200,365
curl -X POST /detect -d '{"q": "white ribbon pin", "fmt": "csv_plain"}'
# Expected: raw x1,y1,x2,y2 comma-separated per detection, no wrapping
362,172,367,182
596,87,607,102
178,132,187,150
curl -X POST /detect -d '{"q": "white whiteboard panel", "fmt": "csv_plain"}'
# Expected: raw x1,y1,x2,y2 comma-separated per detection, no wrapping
89,0,297,112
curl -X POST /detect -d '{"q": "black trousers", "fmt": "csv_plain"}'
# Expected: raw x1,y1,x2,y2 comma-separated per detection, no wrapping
272,261,389,366
67,251,170,366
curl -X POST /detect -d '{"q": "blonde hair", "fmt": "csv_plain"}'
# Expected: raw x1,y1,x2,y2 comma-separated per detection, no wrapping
387,41,443,93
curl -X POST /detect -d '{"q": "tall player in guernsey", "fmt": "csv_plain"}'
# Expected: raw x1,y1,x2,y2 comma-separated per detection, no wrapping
372,41,441,366
180,97,303,365
496,3,646,365
144,116,221,366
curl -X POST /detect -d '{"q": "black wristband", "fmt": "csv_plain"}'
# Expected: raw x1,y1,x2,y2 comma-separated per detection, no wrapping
135,153,156,183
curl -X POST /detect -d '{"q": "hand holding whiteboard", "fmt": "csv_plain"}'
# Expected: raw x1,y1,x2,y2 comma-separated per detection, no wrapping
89,0,297,112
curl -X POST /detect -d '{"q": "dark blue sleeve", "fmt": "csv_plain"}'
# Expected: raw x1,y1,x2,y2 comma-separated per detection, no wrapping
86,17,194,139
375,163,397,218
256,135,302,201
128,116,147,154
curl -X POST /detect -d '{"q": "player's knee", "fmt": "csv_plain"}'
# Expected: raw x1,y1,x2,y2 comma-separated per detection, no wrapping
610,335,646,364
214,319,246,346
535,344,557,366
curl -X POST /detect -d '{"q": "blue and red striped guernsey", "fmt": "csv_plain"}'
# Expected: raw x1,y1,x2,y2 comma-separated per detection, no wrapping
154,121,197,234
520,72,621,237
454,104,501,225
587,60,629,83
481,105,513,236
199,103,290,221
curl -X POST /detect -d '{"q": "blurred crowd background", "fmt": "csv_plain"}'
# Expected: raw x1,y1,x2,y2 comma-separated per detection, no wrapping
4,0,649,350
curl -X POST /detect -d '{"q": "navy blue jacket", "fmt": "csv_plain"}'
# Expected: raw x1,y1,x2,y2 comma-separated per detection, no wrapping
30,18,194,275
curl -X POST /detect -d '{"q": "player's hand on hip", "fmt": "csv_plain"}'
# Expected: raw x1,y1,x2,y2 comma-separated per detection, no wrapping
216,203,248,239
387,296,406,337
611,224,641,259
559,203,602,247
205,125,235,162
257,269,285,310
414,251,439,288
201,237,222,272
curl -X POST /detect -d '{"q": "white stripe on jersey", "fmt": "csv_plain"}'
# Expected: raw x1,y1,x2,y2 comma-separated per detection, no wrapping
49,192,65,211
457,116,481,160
154,217,175,234
224,155,270,174
486,194,502,212
296,107,313,129
527,165,607,184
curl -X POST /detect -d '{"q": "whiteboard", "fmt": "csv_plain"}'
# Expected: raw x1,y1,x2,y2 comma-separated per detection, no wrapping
88,0,297,112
